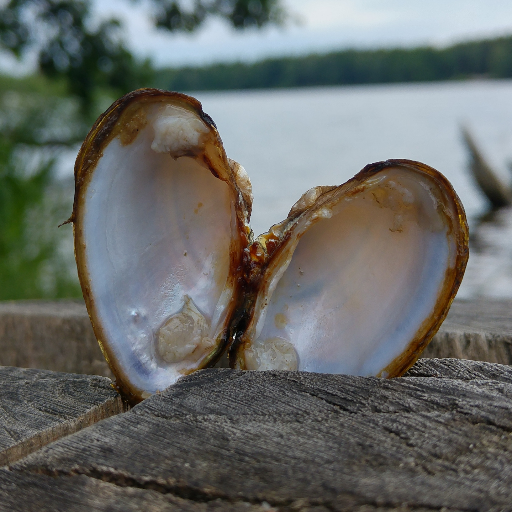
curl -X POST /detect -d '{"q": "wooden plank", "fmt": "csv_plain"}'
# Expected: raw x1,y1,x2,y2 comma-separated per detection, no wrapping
423,298,512,364
5,358,512,510
0,366,124,466
0,469,272,512
1,299,511,379
0,301,111,378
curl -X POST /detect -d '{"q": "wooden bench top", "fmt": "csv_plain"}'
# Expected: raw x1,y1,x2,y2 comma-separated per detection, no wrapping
0,358,511,510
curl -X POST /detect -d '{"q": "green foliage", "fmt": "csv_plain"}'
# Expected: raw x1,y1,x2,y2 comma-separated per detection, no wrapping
0,139,81,300
0,78,84,300
0,0,154,115
151,0,284,31
154,35,512,92
0,0,284,113
0,0,284,300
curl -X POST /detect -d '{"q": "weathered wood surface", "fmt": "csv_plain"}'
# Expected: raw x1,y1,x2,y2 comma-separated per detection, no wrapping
423,298,512,363
0,299,511,378
0,366,123,466
0,300,112,377
3,358,512,511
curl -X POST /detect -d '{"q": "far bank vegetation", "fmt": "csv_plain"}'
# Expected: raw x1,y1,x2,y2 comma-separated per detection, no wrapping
155,35,512,92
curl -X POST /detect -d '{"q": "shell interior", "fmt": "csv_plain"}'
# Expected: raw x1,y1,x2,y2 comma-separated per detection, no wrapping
74,94,248,399
73,89,469,403
236,165,465,377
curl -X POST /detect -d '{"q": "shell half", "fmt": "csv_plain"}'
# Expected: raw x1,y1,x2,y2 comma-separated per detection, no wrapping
73,90,251,402
72,89,469,403
231,160,468,378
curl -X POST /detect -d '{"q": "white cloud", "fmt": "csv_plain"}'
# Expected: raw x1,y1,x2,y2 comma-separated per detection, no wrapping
290,0,399,29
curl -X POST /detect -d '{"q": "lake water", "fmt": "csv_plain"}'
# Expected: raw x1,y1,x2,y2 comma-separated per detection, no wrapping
190,80,512,298
59,80,512,298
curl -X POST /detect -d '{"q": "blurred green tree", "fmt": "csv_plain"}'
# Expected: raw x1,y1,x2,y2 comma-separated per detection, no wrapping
0,0,284,300
0,0,285,113
0,82,84,299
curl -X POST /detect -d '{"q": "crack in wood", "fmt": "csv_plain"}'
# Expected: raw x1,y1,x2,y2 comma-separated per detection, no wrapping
20,464,463,512
1,396,125,467
0,368,127,467
23,464,297,508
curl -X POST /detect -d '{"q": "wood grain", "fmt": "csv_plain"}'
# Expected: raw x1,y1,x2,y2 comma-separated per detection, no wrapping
0,300,111,377
0,366,124,466
3,358,512,511
1,299,511,380
0,469,274,512
423,298,512,363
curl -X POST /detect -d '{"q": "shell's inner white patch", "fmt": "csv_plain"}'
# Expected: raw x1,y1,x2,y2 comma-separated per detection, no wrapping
370,179,421,233
157,295,215,364
232,161,253,205
151,108,209,155
244,337,299,371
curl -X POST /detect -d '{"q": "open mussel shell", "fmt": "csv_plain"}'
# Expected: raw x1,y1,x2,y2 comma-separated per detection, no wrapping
72,89,469,404
72,90,252,402
232,161,469,377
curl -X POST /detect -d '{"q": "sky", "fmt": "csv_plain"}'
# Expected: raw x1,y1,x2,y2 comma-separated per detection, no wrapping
92,0,512,68
1,0,512,73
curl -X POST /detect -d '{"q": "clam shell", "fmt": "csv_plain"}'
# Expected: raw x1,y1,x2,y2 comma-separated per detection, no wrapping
232,160,469,377
72,89,468,403
73,90,251,402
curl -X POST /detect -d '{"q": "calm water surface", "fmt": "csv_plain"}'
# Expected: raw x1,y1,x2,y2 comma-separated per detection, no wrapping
193,80,512,298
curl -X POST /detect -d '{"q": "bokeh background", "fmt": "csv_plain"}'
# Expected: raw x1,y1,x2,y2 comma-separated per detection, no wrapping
1,0,512,300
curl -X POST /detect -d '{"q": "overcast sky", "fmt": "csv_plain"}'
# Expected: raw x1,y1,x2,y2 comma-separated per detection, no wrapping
93,0,512,67
2,0,512,73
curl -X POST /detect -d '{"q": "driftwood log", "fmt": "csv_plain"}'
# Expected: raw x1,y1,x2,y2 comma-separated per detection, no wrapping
461,126,512,208
0,358,512,511
0,299,511,378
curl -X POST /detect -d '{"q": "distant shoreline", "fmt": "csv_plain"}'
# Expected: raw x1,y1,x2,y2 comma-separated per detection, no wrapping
179,77,512,98
153,35,512,93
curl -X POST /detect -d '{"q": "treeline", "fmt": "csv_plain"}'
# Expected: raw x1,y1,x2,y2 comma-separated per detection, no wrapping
155,35,512,91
